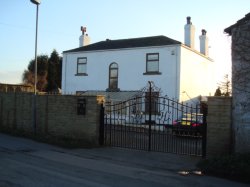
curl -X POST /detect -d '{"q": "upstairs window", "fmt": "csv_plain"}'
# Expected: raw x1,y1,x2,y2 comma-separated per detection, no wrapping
144,53,161,75
76,57,88,76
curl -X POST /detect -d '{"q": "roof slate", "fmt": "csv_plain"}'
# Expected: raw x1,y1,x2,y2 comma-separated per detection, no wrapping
63,35,181,53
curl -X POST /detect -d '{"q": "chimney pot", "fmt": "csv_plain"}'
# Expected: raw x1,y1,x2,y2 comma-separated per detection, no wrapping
201,29,207,35
187,16,191,24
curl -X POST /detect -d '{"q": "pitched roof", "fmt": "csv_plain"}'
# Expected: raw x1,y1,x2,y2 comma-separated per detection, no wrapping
224,12,250,35
63,35,181,53
76,90,142,101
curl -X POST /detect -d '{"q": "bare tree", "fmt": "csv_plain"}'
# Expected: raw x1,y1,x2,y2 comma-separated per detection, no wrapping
217,74,231,96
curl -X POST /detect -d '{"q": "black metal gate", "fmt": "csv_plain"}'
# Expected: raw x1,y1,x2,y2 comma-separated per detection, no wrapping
100,82,207,157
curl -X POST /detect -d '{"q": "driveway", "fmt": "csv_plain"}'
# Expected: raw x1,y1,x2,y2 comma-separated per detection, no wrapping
0,133,248,187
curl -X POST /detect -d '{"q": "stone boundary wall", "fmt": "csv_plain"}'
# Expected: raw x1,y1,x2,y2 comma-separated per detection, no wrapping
206,96,232,158
230,18,250,153
0,92,101,147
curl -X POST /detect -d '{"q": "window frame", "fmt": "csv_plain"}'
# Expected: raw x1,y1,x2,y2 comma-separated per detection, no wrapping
76,57,88,76
143,53,161,75
107,62,120,91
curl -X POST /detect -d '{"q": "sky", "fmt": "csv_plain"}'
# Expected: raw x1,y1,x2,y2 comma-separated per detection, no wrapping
0,0,249,84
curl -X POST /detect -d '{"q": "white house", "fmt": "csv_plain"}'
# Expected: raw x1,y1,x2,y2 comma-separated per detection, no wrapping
62,17,215,102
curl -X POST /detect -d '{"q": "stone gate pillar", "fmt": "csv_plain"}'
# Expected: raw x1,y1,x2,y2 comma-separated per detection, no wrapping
206,97,232,158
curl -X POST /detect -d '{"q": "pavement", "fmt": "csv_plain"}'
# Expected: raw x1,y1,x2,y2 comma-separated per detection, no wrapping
0,133,249,187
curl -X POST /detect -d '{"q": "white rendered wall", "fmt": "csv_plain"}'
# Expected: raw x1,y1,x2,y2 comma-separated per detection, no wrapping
62,46,180,99
179,46,215,102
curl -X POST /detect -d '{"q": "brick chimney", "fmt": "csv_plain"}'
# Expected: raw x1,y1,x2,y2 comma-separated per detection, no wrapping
79,26,90,47
184,16,195,49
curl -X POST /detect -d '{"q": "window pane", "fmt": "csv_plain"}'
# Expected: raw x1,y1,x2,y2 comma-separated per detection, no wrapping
78,64,86,74
110,63,118,68
110,78,118,89
77,57,87,74
110,69,118,78
147,61,158,72
78,58,87,63
147,54,159,61
109,62,119,90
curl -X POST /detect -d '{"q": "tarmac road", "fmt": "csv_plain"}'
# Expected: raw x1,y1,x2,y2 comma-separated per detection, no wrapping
0,133,248,187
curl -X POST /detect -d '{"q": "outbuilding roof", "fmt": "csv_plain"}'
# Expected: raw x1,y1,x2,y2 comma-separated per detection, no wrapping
63,35,181,53
224,12,250,35
76,90,143,102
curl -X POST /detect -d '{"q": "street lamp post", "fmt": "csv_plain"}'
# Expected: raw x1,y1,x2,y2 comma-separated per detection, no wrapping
30,0,40,134
30,0,40,94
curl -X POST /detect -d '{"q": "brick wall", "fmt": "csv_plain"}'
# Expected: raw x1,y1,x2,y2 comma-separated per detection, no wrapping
0,92,102,147
206,96,232,158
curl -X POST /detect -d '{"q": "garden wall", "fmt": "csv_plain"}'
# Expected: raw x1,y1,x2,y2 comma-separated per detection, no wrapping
0,92,102,147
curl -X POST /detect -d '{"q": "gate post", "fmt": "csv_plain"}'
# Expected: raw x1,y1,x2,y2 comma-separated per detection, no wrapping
202,103,208,158
148,81,152,151
99,104,105,145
